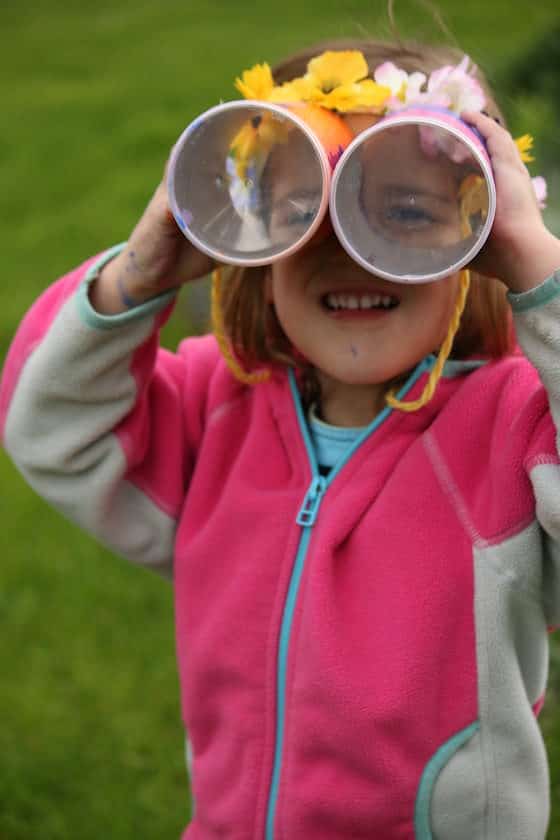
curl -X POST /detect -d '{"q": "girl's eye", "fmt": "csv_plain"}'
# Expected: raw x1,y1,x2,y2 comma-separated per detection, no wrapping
383,205,435,229
286,208,317,226
271,193,320,232
274,208,317,230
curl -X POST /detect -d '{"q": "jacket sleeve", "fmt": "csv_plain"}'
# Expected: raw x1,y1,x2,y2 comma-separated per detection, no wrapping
511,269,560,625
0,246,203,579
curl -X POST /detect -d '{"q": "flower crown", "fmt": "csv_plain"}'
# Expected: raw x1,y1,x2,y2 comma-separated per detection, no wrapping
233,49,547,208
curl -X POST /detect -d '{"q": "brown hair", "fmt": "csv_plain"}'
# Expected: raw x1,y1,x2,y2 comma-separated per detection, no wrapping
218,38,515,380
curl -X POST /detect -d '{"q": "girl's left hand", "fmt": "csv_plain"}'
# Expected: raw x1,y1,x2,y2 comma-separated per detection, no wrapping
461,110,560,293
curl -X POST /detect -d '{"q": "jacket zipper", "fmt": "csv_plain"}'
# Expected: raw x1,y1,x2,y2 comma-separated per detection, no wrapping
265,469,326,840
264,359,434,839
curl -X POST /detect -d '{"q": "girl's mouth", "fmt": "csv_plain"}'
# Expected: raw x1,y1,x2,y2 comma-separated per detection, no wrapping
322,292,400,312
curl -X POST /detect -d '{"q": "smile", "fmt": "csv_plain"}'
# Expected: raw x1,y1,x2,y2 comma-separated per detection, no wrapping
323,292,400,311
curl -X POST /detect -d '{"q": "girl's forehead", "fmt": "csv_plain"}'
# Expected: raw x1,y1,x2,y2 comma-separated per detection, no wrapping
342,113,382,137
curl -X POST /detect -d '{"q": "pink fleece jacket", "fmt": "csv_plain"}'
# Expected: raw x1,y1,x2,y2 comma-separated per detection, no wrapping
3,249,560,839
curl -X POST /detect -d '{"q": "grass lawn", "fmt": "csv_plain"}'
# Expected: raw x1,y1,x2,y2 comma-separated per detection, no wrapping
1,1,560,837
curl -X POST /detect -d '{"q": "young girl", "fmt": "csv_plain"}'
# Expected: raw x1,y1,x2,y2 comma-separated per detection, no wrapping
2,37,560,839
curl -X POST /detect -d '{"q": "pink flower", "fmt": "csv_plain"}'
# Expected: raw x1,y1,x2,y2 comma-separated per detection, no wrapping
374,56,486,117
532,176,547,209
418,125,474,163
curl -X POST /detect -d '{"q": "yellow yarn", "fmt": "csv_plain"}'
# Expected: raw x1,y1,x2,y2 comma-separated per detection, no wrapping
386,269,471,413
211,267,271,385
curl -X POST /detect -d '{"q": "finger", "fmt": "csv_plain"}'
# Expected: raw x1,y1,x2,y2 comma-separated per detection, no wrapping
461,110,523,168
461,109,504,138
143,180,179,232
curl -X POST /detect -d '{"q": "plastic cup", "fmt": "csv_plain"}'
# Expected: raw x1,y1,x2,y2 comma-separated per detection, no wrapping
330,108,496,283
167,100,337,266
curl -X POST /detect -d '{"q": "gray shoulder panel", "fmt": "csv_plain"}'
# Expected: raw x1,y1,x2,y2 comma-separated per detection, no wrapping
4,289,176,577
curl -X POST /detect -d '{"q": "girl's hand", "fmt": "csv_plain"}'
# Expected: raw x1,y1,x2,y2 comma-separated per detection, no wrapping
461,110,560,293
90,168,214,314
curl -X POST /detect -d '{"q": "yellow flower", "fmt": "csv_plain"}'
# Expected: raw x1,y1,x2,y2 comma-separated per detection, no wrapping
230,124,259,174
269,77,316,104
235,51,391,114
229,113,290,181
235,63,274,100
316,80,391,113
306,50,370,92
515,134,535,163
300,50,390,113
458,174,488,236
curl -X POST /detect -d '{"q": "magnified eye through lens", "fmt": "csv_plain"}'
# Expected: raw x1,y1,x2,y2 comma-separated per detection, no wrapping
271,191,320,233
375,189,451,238
359,128,471,250
384,200,435,230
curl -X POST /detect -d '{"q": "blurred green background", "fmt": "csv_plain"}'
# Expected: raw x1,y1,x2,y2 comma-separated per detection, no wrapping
1,1,560,837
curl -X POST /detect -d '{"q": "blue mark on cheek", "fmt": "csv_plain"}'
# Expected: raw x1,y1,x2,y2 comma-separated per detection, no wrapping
350,344,358,358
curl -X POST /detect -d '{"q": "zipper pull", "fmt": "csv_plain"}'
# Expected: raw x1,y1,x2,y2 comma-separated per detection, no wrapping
296,475,327,527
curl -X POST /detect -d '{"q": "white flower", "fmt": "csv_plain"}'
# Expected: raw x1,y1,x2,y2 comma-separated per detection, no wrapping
374,62,409,96
405,71,428,103
424,56,486,114
374,62,427,110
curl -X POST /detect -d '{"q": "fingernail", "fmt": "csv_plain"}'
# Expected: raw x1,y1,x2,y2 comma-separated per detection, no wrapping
482,109,502,125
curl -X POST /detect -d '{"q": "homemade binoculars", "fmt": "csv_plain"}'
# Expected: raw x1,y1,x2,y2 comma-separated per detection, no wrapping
167,100,496,283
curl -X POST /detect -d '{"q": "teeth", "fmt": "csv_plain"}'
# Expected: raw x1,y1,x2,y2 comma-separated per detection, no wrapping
325,293,397,311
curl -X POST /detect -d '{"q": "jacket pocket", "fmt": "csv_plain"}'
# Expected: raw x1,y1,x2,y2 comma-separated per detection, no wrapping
415,722,484,840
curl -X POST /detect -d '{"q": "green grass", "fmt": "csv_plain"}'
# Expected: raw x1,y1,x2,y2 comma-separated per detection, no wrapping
2,1,560,837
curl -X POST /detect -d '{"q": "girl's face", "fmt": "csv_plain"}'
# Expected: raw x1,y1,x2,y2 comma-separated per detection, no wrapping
268,235,459,388
266,113,462,409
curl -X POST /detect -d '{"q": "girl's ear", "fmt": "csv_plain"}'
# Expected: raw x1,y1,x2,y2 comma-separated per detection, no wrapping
264,268,274,304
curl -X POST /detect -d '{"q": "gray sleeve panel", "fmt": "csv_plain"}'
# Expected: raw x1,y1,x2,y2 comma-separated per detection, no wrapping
529,463,560,626
513,294,560,624
428,523,549,840
4,291,176,578
512,292,560,434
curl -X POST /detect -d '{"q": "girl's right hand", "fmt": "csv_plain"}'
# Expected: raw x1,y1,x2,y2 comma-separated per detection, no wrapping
89,172,215,315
